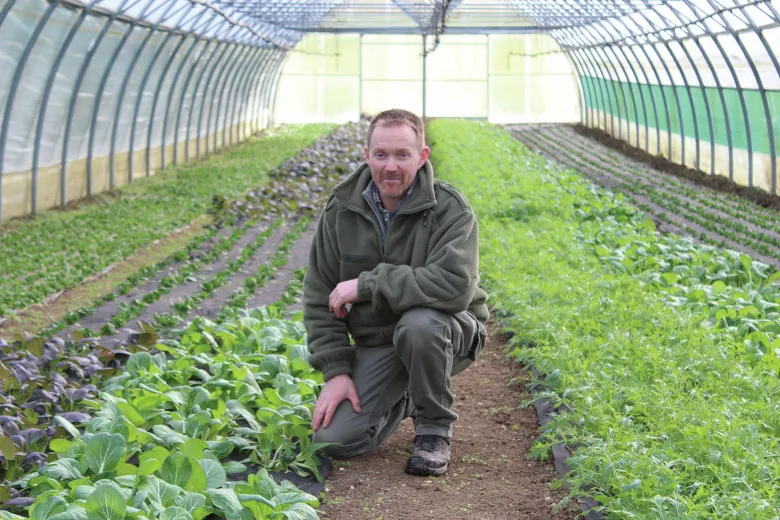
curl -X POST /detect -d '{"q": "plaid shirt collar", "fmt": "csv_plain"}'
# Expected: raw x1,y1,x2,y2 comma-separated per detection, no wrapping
368,179,415,223
362,178,416,242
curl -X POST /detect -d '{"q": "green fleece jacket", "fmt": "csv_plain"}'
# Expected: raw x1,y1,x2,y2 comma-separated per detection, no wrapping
303,160,489,381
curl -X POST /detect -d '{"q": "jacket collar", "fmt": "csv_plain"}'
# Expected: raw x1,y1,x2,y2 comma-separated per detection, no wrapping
333,160,437,215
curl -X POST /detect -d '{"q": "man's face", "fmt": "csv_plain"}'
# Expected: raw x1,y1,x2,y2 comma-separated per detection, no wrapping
365,122,430,205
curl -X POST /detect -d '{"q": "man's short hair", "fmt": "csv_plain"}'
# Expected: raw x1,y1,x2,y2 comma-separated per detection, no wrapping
366,109,425,151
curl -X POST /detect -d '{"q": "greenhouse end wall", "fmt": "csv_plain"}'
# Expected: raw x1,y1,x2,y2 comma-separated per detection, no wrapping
273,32,581,125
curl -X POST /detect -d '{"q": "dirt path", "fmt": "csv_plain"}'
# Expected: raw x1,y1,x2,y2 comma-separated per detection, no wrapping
318,326,579,520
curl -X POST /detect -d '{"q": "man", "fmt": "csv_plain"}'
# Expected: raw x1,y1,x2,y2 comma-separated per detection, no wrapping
303,109,489,477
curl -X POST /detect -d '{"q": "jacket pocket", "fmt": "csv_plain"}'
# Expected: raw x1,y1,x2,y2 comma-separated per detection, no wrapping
340,253,377,281
342,254,370,263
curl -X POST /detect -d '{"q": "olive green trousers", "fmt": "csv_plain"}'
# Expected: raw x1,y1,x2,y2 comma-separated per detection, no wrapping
312,307,485,458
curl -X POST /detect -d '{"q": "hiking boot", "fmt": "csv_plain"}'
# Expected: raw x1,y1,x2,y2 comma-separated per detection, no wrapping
405,435,451,476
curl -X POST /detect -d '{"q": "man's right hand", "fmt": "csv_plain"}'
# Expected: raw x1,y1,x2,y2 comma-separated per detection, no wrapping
312,374,361,431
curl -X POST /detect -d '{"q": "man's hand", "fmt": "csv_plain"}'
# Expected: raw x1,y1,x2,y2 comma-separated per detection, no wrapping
329,279,359,318
312,374,361,430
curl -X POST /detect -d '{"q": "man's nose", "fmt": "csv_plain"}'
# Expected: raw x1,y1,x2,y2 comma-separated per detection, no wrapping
385,158,397,171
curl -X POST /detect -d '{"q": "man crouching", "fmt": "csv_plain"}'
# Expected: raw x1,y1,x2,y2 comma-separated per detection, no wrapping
303,108,489,477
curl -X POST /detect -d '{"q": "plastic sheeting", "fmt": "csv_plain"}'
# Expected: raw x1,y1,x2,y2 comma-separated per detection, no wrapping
0,0,778,221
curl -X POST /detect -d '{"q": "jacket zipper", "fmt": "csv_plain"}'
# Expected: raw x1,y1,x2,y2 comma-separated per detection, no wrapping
343,200,434,263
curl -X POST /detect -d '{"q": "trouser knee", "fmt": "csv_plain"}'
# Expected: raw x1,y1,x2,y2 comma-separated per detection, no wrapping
312,425,373,459
393,307,451,355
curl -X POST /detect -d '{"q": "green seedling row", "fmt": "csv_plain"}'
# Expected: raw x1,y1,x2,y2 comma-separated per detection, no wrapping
525,130,780,260
430,120,780,519
542,127,780,234
0,124,334,317
0,309,326,520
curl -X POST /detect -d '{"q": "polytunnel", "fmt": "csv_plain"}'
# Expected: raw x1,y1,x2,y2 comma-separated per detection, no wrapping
4,2,780,519
0,0,778,222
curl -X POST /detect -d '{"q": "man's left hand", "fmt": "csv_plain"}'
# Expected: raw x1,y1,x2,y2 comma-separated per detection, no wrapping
329,279,359,318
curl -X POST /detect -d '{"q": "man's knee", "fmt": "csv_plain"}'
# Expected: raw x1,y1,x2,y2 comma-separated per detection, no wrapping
394,307,451,348
311,415,374,459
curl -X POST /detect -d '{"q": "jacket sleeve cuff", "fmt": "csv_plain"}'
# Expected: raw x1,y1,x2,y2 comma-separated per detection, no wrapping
357,272,373,302
321,362,353,382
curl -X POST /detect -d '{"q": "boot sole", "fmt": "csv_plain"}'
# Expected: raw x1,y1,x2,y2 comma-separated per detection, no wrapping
404,462,448,477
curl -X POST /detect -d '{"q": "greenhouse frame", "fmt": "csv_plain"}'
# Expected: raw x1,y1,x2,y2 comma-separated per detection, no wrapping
0,0,778,222
4,2,780,519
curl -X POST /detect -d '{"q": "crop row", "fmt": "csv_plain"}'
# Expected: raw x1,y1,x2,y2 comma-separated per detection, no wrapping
543,125,780,235
0,121,368,491
430,119,779,519
554,126,780,228
514,127,780,265
0,124,334,318
39,219,263,341
0,120,373,520
0,304,324,520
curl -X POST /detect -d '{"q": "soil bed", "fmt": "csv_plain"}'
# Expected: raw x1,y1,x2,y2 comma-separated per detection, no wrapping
573,124,780,211
318,326,579,520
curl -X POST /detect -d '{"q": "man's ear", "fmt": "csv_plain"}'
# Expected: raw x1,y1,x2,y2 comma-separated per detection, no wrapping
364,146,370,162
419,146,430,166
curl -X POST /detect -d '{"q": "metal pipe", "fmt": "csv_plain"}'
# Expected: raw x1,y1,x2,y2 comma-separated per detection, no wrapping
202,43,240,157
148,10,225,173
98,1,178,190
0,0,59,218
557,33,596,129
61,0,152,209
250,48,281,132
191,42,232,160
582,29,627,139
663,36,705,172
259,51,287,129
106,1,171,185
570,31,622,139
218,45,255,149
578,27,634,144
359,33,364,118
681,0,751,184
422,35,427,119
594,24,650,149
161,27,216,170
604,14,668,156
663,3,721,177
128,3,195,179
702,0,771,189
267,50,291,127
569,45,607,131
555,34,587,127
739,1,780,194
241,47,273,137
205,44,242,156
147,33,190,175
172,40,214,166
666,2,733,180
630,3,685,162
32,0,101,211
0,0,19,28
229,46,265,144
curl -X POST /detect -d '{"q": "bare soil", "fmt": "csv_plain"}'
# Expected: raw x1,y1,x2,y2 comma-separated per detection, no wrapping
573,124,780,210
318,326,579,520
0,217,209,339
